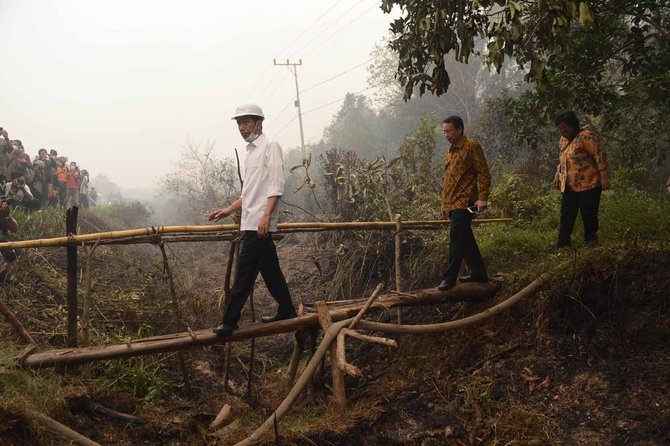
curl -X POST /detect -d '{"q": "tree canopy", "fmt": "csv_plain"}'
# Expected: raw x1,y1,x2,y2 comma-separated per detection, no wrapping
381,0,669,111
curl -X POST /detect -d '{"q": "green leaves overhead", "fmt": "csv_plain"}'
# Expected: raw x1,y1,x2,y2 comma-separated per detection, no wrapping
381,0,669,106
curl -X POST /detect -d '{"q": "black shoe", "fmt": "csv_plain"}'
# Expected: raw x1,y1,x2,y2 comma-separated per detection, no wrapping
260,311,297,323
213,323,238,336
458,274,489,283
437,280,455,291
550,241,571,249
584,239,598,247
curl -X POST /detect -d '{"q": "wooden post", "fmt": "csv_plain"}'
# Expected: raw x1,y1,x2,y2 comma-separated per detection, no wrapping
66,206,78,347
394,214,403,324
158,243,191,392
247,289,256,397
315,300,346,410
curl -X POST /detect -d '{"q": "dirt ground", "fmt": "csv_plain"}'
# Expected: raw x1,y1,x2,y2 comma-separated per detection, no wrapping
1,245,669,445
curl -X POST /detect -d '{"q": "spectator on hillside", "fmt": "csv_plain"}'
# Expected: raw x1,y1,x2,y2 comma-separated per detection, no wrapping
48,150,59,196
79,169,90,208
0,128,9,183
56,161,68,206
552,111,609,247
65,161,81,207
31,160,49,209
0,195,19,282
89,187,98,206
6,172,39,210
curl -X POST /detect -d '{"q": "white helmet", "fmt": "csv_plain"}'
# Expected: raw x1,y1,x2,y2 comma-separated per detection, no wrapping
231,103,265,120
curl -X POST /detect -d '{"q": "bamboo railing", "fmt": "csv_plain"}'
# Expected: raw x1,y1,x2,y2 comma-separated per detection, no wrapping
0,218,512,250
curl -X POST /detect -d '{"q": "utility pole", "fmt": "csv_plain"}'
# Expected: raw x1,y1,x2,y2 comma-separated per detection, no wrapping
274,59,306,159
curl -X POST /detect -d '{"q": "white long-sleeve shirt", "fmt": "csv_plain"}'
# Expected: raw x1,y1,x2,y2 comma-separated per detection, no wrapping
240,133,285,232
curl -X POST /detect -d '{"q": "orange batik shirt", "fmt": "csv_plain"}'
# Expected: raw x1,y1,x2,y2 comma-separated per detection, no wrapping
556,129,608,192
442,136,491,213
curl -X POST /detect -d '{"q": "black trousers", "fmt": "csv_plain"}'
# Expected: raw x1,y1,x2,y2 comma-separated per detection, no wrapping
222,231,294,325
558,186,602,244
443,209,487,284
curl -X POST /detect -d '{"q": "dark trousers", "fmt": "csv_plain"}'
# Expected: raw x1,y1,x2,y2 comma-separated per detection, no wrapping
222,231,294,325
558,186,602,244
443,209,487,284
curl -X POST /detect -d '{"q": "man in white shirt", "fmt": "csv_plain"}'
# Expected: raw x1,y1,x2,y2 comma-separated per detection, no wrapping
208,103,297,336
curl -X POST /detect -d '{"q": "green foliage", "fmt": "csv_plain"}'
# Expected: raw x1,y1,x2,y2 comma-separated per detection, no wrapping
381,0,669,106
94,325,167,404
488,173,559,221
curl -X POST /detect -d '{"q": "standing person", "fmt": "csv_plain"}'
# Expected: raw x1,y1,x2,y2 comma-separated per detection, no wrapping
207,103,297,336
552,111,609,247
89,187,98,206
79,169,90,208
65,161,81,207
438,115,491,291
0,195,19,282
56,161,68,207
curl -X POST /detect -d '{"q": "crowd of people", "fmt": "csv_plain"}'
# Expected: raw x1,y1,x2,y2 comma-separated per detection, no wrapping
0,127,98,211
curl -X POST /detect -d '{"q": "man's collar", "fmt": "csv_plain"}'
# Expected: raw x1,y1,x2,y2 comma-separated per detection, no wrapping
450,135,467,151
246,133,267,150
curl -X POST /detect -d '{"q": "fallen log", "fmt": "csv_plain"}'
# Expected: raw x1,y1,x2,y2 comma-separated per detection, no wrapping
22,282,497,368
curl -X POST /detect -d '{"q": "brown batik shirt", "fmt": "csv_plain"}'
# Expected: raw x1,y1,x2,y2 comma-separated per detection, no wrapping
441,135,491,213
556,129,608,192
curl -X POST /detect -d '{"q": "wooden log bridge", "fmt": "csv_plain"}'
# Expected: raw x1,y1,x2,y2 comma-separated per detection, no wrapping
21,282,496,368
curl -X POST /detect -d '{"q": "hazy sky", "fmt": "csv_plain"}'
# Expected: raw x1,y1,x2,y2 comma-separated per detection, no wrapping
0,0,396,189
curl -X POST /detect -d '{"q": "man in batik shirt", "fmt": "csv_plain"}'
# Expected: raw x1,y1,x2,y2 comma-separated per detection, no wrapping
553,111,609,247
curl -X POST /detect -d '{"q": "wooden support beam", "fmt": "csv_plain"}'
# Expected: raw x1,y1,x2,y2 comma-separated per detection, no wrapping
0,297,38,346
65,206,78,348
315,301,346,410
336,331,361,378
341,328,397,348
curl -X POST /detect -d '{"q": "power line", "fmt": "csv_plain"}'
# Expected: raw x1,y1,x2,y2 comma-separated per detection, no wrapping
276,0,346,58
302,3,378,59
247,0,347,98
289,0,366,59
302,84,380,116
274,83,380,138
301,58,373,94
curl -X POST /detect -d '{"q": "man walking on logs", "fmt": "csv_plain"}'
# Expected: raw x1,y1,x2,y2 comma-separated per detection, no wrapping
208,103,297,336
438,115,491,291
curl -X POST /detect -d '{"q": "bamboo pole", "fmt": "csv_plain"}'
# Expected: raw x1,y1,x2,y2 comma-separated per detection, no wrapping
0,297,38,346
30,410,101,446
81,240,99,347
0,219,513,250
159,243,191,393
393,214,403,324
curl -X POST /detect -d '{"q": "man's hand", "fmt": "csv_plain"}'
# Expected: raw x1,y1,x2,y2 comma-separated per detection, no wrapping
475,200,488,213
208,208,230,222
601,174,610,191
258,214,271,238
553,173,561,190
